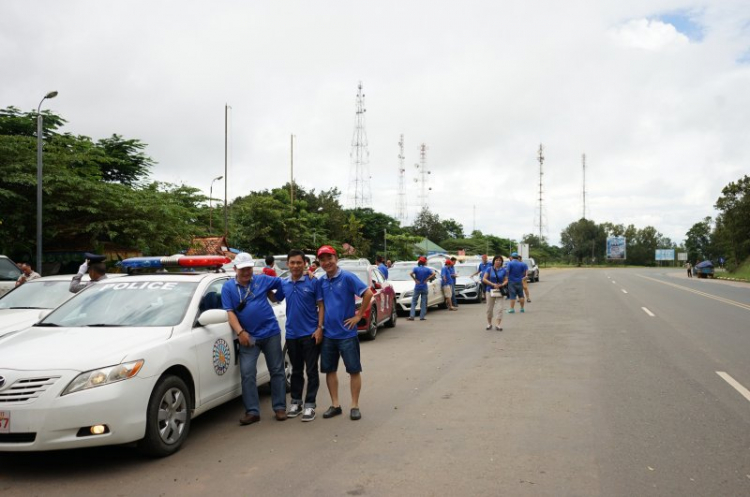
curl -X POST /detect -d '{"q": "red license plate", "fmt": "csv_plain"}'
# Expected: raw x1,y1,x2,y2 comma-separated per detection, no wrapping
0,411,9,433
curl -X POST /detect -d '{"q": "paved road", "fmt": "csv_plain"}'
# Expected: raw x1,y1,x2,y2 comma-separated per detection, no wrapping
2,268,749,496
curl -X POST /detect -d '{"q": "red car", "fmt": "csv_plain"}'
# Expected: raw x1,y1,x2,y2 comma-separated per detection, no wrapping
315,264,397,340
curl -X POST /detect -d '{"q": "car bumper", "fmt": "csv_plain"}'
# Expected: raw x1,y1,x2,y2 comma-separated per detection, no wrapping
0,369,154,452
456,286,481,301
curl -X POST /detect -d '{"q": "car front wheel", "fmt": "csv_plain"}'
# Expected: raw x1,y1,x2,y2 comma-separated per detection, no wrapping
363,306,378,340
138,375,191,457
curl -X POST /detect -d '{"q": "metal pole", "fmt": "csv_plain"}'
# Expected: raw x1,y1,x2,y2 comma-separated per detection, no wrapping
384,229,387,260
290,134,294,211
209,182,213,233
36,109,43,276
224,104,228,238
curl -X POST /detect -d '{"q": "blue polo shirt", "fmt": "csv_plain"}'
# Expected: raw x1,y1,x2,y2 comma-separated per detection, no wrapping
411,265,434,292
378,263,389,280
484,266,507,292
281,273,322,339
320,268,369,340
440,266,453,287
221,275,285,340
506,260,528,283
449,265,456,286
477,261,491,275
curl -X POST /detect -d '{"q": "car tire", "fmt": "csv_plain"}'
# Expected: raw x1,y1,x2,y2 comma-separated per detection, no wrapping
138,375,191,457
363,306,378,340
283,344,292,392
385,304,397,328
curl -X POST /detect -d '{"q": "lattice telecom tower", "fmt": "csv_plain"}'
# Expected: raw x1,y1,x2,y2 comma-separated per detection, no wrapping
348,82,372,208
396,134,407,222
536,143,547,243
414,143,431,211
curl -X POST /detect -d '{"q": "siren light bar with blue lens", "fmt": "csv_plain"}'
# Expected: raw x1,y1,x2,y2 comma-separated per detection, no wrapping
118,255,231,270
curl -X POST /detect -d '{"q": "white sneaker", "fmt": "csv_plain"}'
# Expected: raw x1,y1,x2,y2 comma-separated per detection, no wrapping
287,404,303,418
301,407,316,422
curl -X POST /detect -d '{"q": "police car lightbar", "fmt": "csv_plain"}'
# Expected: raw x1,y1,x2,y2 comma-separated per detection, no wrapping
118,255,231,270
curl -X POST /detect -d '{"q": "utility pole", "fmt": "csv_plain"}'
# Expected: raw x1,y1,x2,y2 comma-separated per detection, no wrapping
537,143,545,244
348,82,372,208
415,143,431,211
396,134,407,222
582,153,586,220
224,104,230,238
290,134,295,212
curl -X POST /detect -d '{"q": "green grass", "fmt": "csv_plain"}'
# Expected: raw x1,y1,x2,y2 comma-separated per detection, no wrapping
727,264,750,281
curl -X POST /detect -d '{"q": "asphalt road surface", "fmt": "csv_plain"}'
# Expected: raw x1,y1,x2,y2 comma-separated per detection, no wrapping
2,267,749,496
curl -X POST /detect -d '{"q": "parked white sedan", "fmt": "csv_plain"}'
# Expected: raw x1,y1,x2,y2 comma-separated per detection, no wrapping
388,263,443,315
0,270,287,456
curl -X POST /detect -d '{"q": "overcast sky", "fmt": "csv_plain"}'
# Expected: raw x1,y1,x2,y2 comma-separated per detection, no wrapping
2,0,749,246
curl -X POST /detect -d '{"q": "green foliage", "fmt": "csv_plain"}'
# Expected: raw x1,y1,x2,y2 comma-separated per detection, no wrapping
408,207,448,243
386,233,422,261
713,175,750,267
684,217,713,263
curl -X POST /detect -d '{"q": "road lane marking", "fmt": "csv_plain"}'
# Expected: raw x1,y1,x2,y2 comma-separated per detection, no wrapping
717,372,750,403
621,289,628,294
637,275,750,312
641,307,655,317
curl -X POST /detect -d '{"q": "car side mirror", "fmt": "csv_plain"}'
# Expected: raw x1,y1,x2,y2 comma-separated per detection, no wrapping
198,309,228,326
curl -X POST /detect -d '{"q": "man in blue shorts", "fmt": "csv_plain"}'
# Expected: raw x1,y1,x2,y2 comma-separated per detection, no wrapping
317,245,374,421
281,249,324,422
407,256,436,321
221,252,287,425
506,252,528,314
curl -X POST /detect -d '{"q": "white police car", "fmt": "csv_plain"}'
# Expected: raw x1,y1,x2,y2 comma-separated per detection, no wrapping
0,256,288,456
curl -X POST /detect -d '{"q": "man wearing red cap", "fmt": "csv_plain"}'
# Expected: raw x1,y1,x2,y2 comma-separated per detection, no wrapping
316,245,374,421
441,259,458,311
408,256,436,321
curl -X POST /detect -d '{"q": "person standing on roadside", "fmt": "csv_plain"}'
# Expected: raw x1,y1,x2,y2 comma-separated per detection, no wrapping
449,256,459,308
441,260,458,311
69,253,108,293
473,254,492,302
376,255,389,280
482,255,508,330
686,261,693,278
517,255,532,303
15,263,41,287
281,249,324,422
407,256,436,321
506,253,528,314
262,255,278,276
221,252,288,426
317,245,373,421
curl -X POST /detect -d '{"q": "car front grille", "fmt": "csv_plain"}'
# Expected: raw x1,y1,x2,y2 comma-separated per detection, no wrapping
0,376,60,404
0,432,36,443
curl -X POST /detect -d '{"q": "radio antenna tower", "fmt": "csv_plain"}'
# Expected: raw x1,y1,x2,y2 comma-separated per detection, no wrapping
536,144,546,243
348,82,372,208
582,153,587,220
396,134,407,221
414,143,431,211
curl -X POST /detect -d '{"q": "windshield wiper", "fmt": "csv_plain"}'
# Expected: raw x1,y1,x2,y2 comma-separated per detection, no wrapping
34,322,60,327
85,324,126,327
8,306,44,310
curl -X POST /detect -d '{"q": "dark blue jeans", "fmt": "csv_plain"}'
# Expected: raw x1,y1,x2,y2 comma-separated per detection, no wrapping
410,287,429,319
286,335,321,408
451,283,457,306
239,333,286,415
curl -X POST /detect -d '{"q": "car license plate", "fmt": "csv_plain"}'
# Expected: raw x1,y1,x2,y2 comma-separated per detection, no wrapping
0,411,9,433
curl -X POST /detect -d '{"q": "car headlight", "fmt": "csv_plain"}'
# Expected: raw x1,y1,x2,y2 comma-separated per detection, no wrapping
62,360,145,396
402,291,413,298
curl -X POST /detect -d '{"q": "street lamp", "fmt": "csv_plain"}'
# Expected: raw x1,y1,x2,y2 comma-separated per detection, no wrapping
37,90,58,276
209,175,223,233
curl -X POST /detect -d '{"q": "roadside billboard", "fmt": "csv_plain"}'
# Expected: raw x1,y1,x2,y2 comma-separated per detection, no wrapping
677,252,688,261
606,237,626,260
518,243,529,260
655,249,675,261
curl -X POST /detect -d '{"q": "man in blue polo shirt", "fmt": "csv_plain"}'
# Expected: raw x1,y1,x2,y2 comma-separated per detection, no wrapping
221,252,287,426
376,255,389,280
317,245,373,421
472,254,492,302
408,256,436,321
281,249,324,422
441,260,457,311
506,252,528,314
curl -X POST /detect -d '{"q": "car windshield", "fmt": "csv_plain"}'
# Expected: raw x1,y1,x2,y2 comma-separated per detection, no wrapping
455,265,477,277
38,280,199,327
0,259,22,282
0,280,75,310
314,267,369,285
388,267,414,280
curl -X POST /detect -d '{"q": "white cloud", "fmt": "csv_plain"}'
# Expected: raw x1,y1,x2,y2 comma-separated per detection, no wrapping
610,18,690,50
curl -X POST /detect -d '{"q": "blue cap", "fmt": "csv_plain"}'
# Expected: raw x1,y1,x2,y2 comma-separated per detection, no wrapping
511,252,519,257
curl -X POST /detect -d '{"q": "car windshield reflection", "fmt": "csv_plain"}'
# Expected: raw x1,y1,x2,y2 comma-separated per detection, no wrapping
0,280,75,310
38,281,199,327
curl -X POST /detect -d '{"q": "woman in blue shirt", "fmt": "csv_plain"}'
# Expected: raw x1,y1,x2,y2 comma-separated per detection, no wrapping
482,255,508,331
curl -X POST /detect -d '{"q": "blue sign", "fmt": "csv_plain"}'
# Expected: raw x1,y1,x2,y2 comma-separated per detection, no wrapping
606,237,626,260
655,249,675,261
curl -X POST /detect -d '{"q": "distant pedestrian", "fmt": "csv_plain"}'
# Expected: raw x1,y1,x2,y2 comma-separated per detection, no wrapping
441,260,458,311
482,255,508,330
506,253,528,314
281,249,324,422
262,255,278,276
686,261,692,278
517,255,532,303
473,254,492,302
449,256,458,308
317,245,374,421
308,259,319,275
69,254,108,293
376,255,389,280
386,259,393,268
407,256,436,321
15,263,40,287
222,252,287,425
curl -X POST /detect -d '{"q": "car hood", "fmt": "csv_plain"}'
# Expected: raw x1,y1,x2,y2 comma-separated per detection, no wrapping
456,276,478,285
0,326,173,371
0,308,46,337
390,280,415,293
